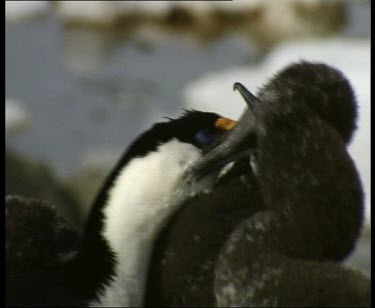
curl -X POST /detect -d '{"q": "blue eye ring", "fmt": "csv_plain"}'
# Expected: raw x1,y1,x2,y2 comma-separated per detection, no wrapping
195,129,215,145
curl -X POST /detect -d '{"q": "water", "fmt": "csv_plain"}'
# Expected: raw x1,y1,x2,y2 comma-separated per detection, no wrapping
6,13,255,177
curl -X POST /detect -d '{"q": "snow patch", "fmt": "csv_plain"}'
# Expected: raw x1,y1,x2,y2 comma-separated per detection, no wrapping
6,98,31,135
6,1,49,21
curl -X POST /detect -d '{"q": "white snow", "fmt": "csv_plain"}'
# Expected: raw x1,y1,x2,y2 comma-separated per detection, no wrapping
183,38,371,227
57,1,122,25
5,1,49,21
56,0,263,23
6,98,31,135
55,0,335,27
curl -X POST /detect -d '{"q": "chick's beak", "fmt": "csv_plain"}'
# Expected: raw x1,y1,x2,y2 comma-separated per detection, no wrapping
186,82,260,180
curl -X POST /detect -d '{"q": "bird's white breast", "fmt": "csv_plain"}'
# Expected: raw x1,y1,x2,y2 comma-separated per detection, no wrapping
93,139,210,307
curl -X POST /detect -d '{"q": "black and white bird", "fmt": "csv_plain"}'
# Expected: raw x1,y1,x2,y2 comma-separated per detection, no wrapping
6,110,242,307
6,61,370,307
184,61,370,307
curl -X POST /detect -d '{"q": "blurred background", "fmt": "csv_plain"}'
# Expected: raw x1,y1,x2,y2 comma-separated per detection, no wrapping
5,0,370,277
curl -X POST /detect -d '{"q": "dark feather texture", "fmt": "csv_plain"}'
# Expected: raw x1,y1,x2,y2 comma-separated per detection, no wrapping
145,159,265,306
213,61,369,307
6,110,230,307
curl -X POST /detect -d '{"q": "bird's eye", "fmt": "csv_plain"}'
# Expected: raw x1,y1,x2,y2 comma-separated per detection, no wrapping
195,129,216,145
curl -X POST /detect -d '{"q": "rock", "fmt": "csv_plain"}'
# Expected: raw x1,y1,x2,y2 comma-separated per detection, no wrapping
6,149,84,229
62,146,121,218
6,195,79,276
63,167,108,220
242,0,345,49
55,0,346,48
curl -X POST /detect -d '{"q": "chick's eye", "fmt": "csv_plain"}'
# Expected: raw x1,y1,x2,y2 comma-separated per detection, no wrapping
195,129,216,145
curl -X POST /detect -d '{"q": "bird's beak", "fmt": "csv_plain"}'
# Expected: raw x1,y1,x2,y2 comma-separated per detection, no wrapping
186,82,261,181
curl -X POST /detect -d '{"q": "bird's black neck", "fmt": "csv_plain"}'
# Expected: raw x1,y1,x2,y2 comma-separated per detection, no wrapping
67,127,167,301
64,112,228,301
66,169,120,301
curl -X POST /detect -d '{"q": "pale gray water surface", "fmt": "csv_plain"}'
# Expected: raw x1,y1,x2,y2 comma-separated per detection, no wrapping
6,0,371,177
6,13,256,177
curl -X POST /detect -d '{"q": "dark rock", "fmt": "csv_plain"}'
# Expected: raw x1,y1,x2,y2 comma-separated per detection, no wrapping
6,149,83,229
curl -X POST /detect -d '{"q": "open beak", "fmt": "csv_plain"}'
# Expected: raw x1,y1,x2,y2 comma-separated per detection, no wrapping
186,82,261,181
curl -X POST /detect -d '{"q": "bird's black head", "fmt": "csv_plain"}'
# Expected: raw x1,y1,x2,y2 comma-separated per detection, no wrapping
122,110,237,161
258,61,358,144
90,110,238,221
77,110,238,293
186,61,359,180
